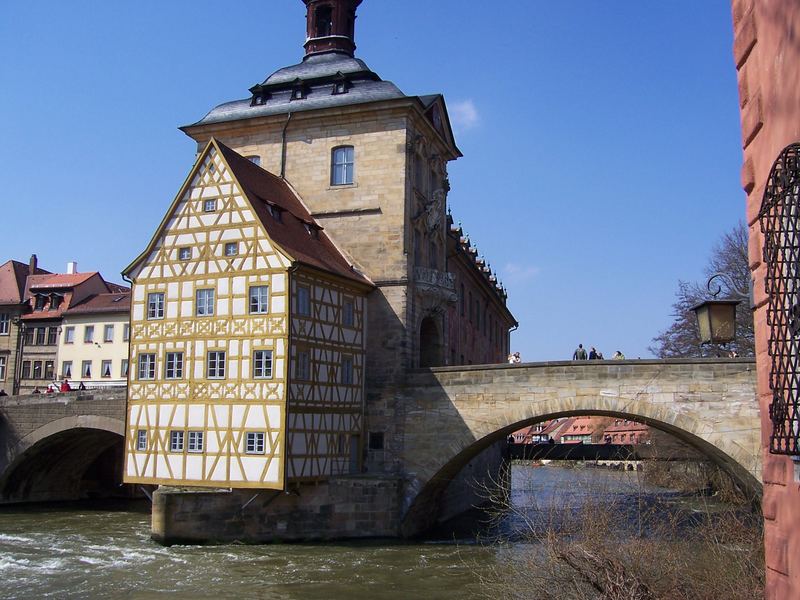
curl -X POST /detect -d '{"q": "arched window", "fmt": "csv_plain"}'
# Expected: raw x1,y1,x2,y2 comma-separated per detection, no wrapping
331,146,354,185
315,6,333,37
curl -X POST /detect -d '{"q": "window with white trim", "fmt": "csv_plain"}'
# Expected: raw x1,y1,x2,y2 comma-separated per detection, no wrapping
249,286,269,314
196,289,214,316
101,360,112,378
64,326,75,344
0,313,8,335
62,361,72,378
179,247,191,261
0,356,6,381
165,352,184,379
81,360,92,379
203,198,217,212
253,350,273,379
138,354,156,380
136,430,147,451
104,324,114,343
245,432,266,454
207,351,226,379
170,430,184,452
331,146,354,185
187,431,204,453
121,359,129,378
147,293,165,319
224,242,238,257
123,324,130,342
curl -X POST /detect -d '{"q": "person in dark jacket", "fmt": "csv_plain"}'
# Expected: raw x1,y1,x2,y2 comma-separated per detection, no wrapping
573,344,587,360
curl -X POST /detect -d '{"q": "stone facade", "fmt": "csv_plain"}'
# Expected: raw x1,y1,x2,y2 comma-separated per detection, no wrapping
730,1,800,597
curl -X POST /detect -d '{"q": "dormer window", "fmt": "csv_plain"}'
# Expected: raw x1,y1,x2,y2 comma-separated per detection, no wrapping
291,86,307,101
332,80,349,95
49,294,62,310
304,223,320,239
251,93,269,106
315,5,333,37
34,294,47,310
268,204,282,222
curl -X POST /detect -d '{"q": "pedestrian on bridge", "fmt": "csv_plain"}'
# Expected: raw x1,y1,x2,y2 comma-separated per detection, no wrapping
612,350,625,360
573,344,588,360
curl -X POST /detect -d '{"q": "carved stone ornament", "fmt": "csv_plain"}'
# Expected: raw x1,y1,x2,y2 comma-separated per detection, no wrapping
414,266,457,315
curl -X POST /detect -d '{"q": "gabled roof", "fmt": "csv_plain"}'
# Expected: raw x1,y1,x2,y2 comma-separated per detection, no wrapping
0,260,50,304
125,139,372,289
64,292,131,315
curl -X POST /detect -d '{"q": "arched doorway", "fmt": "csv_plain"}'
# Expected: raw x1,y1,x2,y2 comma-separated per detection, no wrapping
419,316,442,367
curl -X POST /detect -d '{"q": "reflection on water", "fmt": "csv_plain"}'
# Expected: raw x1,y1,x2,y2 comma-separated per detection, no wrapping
0,465,732,599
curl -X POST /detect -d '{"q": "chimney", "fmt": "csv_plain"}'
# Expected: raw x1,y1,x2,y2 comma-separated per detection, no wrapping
29,254,37,274
66,261,77,275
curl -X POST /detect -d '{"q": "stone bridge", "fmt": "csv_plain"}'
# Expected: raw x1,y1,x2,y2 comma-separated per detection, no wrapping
0,389,127,503
397,358,760,535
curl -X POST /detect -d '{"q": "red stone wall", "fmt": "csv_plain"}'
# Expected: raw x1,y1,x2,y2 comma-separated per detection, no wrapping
731,1,800,597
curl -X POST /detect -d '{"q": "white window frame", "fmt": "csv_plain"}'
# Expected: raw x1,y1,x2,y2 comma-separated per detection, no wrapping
84,326,94,344
138,353,156,380
187,431,204,453
0,313,8,335
81,360,92,379
224,242,238,257
207,351,226,379
170,430,184,452
101,360,112,378
203,198,217,213
165,352,184,380
62,361,72,378
331,146,354,186
178,247,191,261
196,288,215,317
136,430,147,451
64,326,75,344
123,324,130,342
147,292,165,320
121,359,129,378
245,432,266,454
103,324,114,343
0,356,6,380
253,350,273,379
249,286,269,314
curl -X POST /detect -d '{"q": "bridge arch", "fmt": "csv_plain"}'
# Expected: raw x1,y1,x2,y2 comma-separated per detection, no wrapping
0,415,126,503
398,360,761,536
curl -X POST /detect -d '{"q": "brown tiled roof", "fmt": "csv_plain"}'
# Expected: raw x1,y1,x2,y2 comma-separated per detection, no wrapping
215,140,372,287
603,421,649,434
64,292,131,315
0,260,50,304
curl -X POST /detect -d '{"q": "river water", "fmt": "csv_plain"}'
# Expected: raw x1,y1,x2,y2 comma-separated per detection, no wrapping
0,464,730,599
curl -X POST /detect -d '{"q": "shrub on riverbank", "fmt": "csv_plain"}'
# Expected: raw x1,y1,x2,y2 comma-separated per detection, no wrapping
474,466,763,599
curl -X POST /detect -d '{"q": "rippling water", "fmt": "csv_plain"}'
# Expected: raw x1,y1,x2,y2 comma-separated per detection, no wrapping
0,464,726,599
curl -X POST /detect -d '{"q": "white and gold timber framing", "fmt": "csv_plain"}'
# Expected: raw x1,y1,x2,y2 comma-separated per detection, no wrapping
123,139,369,489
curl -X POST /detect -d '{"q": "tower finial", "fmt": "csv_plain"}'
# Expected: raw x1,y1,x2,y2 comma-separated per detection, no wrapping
301,0,363,58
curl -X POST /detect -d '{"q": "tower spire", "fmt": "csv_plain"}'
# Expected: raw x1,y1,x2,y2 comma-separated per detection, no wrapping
301,0,363,58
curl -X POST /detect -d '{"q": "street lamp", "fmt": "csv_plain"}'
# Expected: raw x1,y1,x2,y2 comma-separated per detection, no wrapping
691,273,751,346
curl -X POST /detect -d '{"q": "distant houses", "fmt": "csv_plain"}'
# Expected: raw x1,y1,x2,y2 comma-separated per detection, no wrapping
0,255,130,395
510,416,653,446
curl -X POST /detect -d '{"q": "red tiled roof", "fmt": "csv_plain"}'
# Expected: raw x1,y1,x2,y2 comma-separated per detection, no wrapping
0,260,50,304
26,272,98,291
215,140,372,287
603,421,649,434
64,292,131,315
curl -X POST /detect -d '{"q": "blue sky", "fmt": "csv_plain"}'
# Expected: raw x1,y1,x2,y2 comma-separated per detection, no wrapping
0,1,744,361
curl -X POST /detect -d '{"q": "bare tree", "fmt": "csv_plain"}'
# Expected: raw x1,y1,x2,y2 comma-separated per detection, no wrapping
650,222,754,358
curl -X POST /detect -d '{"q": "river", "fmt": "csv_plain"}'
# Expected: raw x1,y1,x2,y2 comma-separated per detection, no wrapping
0,464,734,599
